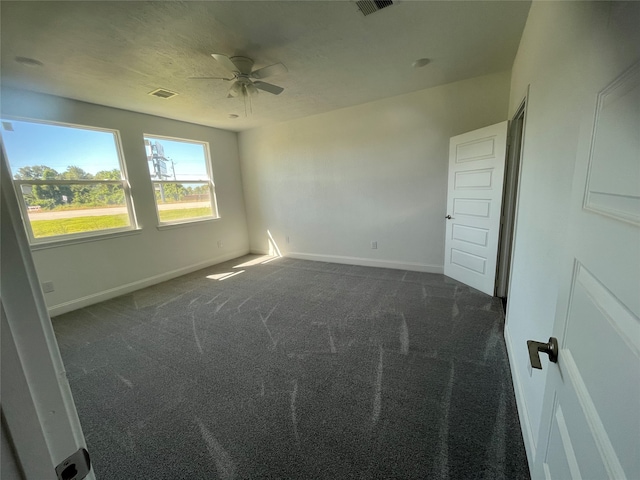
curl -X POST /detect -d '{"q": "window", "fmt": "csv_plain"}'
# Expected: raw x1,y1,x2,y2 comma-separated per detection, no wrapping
0,118,136,244
144,135,218,225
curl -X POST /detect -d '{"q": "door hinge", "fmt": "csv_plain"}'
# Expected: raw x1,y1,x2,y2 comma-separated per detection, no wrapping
55,448,91,480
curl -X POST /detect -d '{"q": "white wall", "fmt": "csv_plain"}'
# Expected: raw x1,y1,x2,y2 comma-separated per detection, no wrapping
239,71,510,272
1,89,249,315
504,0,639,464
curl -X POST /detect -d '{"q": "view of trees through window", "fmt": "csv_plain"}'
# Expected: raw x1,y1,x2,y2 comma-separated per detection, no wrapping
15,165,124,210
1,119,134,240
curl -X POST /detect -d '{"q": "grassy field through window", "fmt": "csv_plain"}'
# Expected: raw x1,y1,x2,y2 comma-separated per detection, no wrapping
158,206,213,223
31,214,130,238
30,207,212,238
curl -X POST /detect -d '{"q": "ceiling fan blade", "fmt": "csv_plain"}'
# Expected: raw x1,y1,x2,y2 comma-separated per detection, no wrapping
251,62,288,80
254,81,284,95
188,76,233,81
211,54,240,74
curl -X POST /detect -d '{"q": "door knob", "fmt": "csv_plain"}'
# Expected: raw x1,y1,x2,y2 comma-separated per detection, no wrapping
445,215,452,219
527,337,558,370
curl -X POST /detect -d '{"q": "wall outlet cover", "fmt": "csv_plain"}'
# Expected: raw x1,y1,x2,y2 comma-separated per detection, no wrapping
42,281,54,293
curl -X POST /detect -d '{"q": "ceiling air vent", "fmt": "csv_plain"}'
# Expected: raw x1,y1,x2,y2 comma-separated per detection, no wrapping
356,0,394,16
148,88,178,99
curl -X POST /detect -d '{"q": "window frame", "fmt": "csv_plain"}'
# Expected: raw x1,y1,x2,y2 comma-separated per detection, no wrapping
143,133,219,227
1,116,138,246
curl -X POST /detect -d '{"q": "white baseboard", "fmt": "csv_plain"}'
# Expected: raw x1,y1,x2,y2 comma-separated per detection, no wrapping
284,251,443,274
48,249,249,317
504,323,537,472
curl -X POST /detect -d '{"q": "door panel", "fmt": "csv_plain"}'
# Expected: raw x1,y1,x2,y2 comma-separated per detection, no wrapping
544,402,583,480
452,224,489,246
454,168,494,189
559,262,639,478
544,387,610,480
583,63,640,225
445,122,508,295
453,198,491,217
533,23,640,478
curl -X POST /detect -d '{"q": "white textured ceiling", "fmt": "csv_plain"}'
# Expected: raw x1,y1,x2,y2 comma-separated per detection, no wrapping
1,1,530,132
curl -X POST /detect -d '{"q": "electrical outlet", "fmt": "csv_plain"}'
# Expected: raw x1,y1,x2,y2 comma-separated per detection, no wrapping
42,281,54,293
217,240,223,248
371,241,378,249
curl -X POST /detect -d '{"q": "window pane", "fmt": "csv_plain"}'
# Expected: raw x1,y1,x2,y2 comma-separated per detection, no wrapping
23,183,130,238
144,134,218,225
2,119,122,176
144,136,209,181
1,119,134,242
154,182,213,223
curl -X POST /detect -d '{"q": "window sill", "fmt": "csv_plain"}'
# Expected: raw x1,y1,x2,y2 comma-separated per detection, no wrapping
156,217,220,231
30,227,143,251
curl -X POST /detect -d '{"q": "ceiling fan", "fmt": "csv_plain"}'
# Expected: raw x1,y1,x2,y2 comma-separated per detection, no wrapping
191,54,287,99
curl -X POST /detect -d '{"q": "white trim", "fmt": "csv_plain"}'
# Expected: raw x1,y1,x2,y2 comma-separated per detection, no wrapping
553,404,582,480
280,251,444,273
30,227,142,251
48,248,249,317
504,85,530,326
504,323,537,472
156,217,220,230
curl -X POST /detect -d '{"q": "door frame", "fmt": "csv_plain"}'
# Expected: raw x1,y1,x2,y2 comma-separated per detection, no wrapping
502,87,540,468
496,89,529,304
1,149,95,479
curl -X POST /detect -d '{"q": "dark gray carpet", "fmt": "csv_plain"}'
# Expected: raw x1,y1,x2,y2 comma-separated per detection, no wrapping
53,255,530,479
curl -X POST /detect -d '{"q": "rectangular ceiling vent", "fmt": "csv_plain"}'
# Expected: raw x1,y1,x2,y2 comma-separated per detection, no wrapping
356,0,394,16
148,88,179,99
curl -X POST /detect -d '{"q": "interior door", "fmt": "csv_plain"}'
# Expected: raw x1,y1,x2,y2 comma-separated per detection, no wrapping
444,121,508,295
1,148,94,478
531,58,640,480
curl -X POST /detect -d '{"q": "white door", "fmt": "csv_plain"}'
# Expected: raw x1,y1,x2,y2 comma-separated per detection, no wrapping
531,58,640,479
1,151,95,478
444,121,508,295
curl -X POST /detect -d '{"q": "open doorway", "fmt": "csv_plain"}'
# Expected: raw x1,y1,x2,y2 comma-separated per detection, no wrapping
495,97,527,307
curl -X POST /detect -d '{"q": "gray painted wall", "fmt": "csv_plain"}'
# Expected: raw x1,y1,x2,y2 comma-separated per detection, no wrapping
238,71,511,272
1,89,250,315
